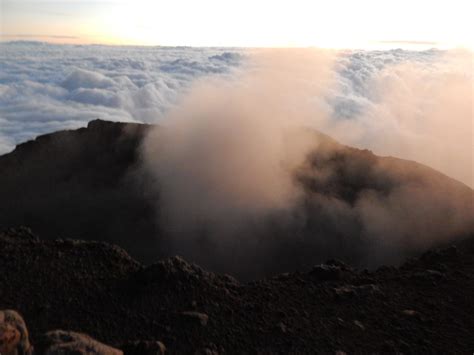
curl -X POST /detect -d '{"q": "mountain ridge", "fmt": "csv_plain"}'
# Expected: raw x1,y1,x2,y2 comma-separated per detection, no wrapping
0,119,472,278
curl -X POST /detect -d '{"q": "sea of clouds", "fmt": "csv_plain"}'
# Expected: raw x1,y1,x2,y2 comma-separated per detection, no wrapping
0,42,472,187
0,41,243,152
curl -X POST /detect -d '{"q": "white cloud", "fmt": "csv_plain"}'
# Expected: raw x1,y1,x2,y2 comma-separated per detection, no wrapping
0,42,244,153
0,42,471,187
61,69,117,90
326,49,473,187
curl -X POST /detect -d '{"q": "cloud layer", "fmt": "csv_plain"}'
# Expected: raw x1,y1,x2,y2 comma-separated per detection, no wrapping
140,48,473,276
326,49,473,188
0,42,472,187
0,41,243,152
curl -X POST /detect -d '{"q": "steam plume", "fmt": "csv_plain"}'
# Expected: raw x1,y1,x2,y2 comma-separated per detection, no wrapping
141,49,474,277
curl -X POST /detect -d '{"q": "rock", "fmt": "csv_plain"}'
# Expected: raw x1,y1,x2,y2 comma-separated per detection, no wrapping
310,264,344,281
401,309,424,321
325,259,350,270
180,311,209,326
194,343,221,355
137,256,213,285
353,320,365,331
40,330,123,355
121,340,166,355
195,348,219,355
276,321,287,334
0,310,33,355
0,323,20,355
401,309,418,317
334,284,383,299
421,245,458,263
412,269,445,281
0,227,39,243
334,285,357,298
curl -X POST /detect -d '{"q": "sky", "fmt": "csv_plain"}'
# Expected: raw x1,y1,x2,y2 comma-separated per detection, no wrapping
1,0,473,48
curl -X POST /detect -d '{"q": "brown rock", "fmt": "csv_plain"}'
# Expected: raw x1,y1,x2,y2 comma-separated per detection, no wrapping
0,310,33,355
180,311,209,326
334,284,383,299
40,330,123,354
353,320,365,331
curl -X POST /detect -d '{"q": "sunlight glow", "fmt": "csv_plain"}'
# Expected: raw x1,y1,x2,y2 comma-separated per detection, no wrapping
1,0,473,48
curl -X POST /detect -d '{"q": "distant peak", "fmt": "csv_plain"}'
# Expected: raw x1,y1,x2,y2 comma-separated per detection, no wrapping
87,118,113,128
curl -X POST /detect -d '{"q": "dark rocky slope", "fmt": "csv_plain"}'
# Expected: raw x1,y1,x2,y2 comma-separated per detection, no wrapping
0,120,472,278
1,227,474,353
1,120,473,353
0,120,165,263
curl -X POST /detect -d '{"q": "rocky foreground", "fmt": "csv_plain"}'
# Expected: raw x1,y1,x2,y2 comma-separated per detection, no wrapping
1,120,473,353
1,227,474,354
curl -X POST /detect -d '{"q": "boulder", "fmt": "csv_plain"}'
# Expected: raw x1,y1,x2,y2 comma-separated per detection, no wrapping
180,311,209,326
40,330,122,355
0,310,33,355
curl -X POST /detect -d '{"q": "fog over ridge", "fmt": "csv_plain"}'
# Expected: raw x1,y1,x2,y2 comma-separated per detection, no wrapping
139,48,473,276
0,43,472,187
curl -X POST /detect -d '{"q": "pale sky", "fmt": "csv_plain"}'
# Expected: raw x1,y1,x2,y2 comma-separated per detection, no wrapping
1,0,473,48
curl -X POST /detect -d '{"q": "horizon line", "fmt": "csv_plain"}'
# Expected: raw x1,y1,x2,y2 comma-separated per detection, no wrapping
1,39,466,51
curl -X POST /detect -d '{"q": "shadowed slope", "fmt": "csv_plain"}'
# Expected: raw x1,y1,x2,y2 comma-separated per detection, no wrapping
1,227,474,353
0,120,165,263
0,120,472,278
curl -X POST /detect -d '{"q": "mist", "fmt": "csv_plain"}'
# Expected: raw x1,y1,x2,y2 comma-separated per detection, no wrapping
140,48,473,277
143,51,333,208
326,49,473,188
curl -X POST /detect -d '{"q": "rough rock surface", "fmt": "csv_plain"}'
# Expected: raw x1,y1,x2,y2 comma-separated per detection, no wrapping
1,228,474,353
120,340,166,355
37,330,123,354
0,309,33,355
0,120,162,265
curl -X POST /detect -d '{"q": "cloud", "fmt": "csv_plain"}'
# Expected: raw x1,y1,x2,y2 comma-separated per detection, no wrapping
2,34,80,39
141,48,334,234
140,49,473,276
0,43,471,277
61,69,117,90
376,40,439,46
0,42,471,189
326,49,473,187
0,42,243,153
